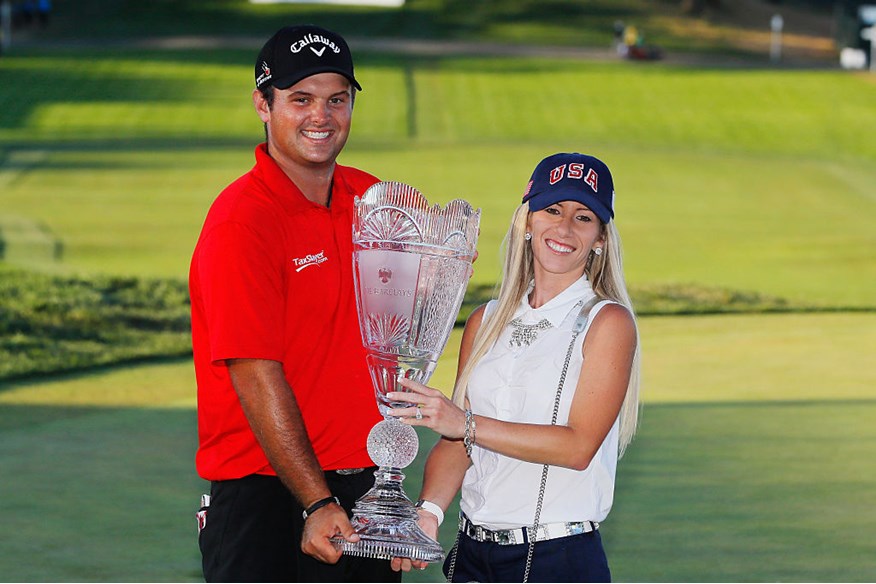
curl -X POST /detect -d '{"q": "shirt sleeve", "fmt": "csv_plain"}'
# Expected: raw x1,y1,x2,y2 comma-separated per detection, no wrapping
194,220,285,364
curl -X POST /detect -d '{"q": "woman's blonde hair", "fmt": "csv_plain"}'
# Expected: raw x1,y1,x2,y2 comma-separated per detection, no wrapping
451,203,641,456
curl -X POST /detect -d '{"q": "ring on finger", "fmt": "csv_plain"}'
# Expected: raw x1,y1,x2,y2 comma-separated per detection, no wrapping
415,404,423,420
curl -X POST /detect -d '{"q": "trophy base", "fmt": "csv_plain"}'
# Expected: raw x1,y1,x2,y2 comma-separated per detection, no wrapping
331,514,445,562
330,424,445,562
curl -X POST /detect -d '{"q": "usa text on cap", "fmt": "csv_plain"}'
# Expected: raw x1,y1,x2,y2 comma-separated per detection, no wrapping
522,153,615,223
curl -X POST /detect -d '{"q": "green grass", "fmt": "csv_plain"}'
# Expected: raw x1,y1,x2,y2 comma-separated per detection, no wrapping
5,54,875,161
0,269,191,381
638,312,876,404
608,399,876,582
2,313,874,582
24,0,819,57
430,313,876,405
2,52,875,305
1,3,874,581
4,141,874,306
0,362,202,582
3,264,822,383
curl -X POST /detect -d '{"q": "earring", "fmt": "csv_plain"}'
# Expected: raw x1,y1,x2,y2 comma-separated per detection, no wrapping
524,232,532,241
593,247,602,256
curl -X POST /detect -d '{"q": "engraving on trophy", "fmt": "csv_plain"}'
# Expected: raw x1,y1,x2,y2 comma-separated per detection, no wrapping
331,181,480,562
361,206,421,243
367,313,409,348
364,286,414,297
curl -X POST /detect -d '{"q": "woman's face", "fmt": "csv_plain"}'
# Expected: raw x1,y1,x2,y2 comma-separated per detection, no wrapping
527,201,604,284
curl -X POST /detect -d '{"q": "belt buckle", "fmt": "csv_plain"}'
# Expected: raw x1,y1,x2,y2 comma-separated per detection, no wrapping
335,467,365,475
565,521,597,536
462,518,478,540
462,515,520,545
475,525,486,541
535,524,549,542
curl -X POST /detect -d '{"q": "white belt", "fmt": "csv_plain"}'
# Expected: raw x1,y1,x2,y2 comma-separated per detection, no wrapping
459,513,598,546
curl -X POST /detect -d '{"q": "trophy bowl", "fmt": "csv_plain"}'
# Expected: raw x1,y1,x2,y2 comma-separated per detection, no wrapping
330,181,480,561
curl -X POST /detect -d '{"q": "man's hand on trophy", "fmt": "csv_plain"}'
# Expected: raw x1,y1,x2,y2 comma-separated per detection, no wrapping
390,508,439,572
387,378,466,440
301,503,358,564
467,233,480,279
467,249,479,280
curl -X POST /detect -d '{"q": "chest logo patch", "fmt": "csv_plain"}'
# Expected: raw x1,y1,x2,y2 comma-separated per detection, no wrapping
293,250,328,272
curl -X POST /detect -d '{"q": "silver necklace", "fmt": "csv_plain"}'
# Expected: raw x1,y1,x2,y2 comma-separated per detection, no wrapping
508,299,584,348
508,318,552,347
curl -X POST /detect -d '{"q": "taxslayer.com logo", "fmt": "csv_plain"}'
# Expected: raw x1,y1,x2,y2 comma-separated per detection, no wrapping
293,250,328,272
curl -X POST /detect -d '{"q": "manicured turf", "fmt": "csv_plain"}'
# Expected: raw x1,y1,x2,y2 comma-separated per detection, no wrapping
2,52,874,305
24,0,817,57
2,314,874,581
1,4,874,581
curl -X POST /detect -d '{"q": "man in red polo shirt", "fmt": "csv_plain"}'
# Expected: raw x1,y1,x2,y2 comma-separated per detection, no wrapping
189,25,399,582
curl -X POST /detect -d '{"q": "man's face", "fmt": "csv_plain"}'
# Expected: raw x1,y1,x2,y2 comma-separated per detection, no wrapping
256,72,354,172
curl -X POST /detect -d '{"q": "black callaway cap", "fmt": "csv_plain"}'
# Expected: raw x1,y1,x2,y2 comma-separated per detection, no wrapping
255,25,361,91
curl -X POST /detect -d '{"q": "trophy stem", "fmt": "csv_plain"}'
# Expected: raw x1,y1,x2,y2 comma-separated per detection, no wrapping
330,420,445,562
351,466,417,518
331,466,444,562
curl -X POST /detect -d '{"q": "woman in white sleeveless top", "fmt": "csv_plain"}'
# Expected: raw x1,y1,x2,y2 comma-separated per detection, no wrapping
388,153,641,582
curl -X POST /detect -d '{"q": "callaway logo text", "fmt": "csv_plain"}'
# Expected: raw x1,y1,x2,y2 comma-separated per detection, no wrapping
290,33,342,56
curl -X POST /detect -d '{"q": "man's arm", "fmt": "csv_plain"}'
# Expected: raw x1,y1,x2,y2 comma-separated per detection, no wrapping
227,358,358,563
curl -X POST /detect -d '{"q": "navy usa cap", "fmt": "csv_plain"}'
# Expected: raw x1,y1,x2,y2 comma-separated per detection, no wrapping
522,153,615,223
255,25,361,91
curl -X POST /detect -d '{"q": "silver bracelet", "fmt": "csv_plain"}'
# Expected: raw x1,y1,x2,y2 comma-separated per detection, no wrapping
463,409,476,457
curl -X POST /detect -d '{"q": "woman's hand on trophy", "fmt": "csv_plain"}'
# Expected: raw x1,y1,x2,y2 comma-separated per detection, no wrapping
389,508,439,572
387,378,466,439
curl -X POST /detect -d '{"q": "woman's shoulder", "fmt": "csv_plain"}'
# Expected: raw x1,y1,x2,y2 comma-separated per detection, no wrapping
466,302,490,328
461,301,493,339
589,297,629,315
586,301,637,344
483,298,501,316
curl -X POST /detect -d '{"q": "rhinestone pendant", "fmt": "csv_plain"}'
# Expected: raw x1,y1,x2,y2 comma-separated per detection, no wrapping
508,318,552,347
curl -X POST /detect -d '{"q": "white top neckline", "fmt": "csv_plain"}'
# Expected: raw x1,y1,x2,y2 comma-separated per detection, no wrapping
513,276,595,328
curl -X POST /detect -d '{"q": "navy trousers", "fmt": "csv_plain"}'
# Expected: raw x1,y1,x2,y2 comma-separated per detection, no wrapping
445,530,611,583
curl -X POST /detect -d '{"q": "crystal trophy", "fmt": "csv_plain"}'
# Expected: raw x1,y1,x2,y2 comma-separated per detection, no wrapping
330,181,480,561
